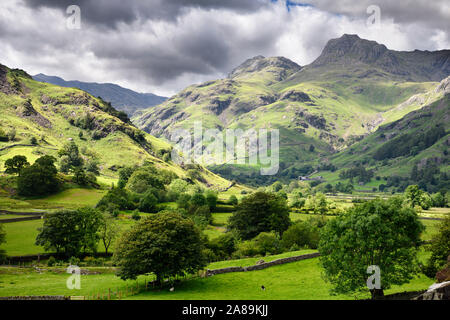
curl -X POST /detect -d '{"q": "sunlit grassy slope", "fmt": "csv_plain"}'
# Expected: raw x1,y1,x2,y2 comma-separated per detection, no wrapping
133,54,444,171
0,64,235,191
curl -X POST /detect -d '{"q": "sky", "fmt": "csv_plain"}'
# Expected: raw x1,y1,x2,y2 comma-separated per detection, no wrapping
0,0,448,96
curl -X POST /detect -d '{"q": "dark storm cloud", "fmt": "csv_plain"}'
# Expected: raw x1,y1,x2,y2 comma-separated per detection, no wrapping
23,0,269,29
86,10,281,83
1,0,448,96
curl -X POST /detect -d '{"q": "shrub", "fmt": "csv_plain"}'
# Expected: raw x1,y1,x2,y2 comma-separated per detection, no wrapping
176,193,191,210
234,240,261,258
431,192,447,208
57,141,84,171
424,216,450,278
205,191,218,211
131,210,141,221
139,192,158,213
234,232,281,258
168,179,189,194
126,168,164,194
118,166,137,189
0,128,8,142
281,220,321,250
193,205,212,224
69,256,80,266
207,233,237,261
305,193,328,214
252,232,281,255
228,195,238,206
47,256,56,267
96,188,137,211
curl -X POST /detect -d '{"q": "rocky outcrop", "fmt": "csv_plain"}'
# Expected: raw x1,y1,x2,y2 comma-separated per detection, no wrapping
280,90,311,102
413,281,450,300
15,100,52,128
0,64,13,95
435,76,450,94
0,64,25,95
207,97,233,115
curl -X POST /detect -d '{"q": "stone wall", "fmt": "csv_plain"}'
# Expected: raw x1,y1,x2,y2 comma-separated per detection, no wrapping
0,296,68,300
0,216,42,224
206,252,320,277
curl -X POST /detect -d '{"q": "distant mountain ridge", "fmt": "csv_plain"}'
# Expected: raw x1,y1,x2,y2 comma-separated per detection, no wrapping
33,74,167,116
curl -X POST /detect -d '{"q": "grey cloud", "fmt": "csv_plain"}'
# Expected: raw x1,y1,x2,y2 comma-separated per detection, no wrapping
299,0,450,34
1,0,448,96
23,0,269,29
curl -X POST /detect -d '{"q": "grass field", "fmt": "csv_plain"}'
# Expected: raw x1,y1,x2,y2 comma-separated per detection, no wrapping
1,209,443,257
1,217,134,256
2,219,44,256
0,214,25,220
0,249,434,299
0,188,107,211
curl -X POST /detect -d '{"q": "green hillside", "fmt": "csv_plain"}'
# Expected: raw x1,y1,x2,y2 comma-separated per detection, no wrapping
133,34,449,185
0,64,233,191
320,88,449,193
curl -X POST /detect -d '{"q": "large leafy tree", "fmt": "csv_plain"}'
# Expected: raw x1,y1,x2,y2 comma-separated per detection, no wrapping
319,197,424,299
228,191,291,240
113,212,206,282
405,185,424,208
17,155,59,196
4,155,29,175
36,208,103,257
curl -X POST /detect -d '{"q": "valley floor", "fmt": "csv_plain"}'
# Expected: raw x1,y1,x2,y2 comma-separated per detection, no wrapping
0,187,447,300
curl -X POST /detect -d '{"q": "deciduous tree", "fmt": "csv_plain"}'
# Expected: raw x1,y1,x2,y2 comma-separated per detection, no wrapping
319,197,424,299
113,212,206,283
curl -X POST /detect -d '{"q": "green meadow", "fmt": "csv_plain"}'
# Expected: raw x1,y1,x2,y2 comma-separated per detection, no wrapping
0,249,434,300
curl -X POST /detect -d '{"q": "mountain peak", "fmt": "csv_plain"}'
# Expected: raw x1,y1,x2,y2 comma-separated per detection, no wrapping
309,34,449,81
228,56,301,80
312,34,388,66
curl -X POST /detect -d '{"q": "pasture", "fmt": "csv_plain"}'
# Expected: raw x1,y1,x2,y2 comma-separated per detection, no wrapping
0,250,434,300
